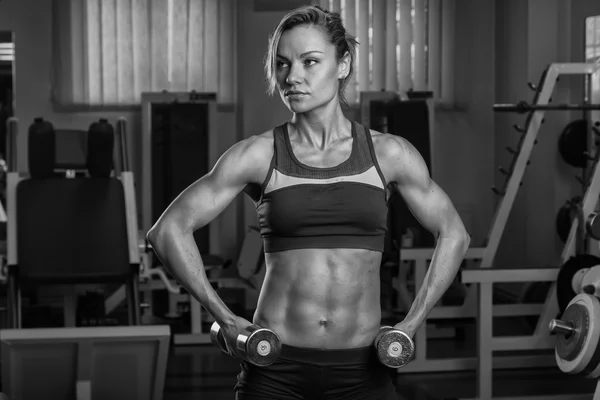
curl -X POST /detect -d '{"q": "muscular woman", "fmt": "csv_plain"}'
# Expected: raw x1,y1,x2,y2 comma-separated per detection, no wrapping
148,5,470,399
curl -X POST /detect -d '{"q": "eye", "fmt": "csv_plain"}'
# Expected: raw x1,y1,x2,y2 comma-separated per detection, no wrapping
276,60,289,69
304,59,318,66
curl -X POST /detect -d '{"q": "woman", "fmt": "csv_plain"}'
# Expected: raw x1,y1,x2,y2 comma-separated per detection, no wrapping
147,5,470,399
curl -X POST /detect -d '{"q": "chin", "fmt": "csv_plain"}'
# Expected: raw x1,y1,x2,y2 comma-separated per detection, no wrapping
285,100,313,114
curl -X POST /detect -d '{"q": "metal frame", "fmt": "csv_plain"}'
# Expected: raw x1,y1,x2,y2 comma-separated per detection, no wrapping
456,60,600,400
394,248,555,374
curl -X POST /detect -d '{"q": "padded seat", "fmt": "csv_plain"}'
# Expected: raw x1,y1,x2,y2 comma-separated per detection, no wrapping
17,177,130,282
6,118,141,328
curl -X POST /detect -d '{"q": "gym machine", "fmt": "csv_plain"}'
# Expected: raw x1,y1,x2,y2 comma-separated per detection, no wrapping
0,116,205,329
1,113,265,343
461,59,600,400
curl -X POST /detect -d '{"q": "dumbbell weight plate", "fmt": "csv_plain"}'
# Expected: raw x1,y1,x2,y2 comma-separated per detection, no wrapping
209,321,228,354
236,325,282,367
374,326,414,368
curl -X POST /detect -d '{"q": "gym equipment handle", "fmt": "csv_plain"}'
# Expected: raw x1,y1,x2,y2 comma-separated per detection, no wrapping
6,117,18,172
549,318,575,336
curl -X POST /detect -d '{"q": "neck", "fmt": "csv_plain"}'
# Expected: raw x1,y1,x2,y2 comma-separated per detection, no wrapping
290,102,349,150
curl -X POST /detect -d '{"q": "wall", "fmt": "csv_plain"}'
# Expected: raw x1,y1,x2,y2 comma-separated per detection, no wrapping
438,0,496,246
493,0,600,270
4,0,600,268
525,0,574,267
237,1,295,230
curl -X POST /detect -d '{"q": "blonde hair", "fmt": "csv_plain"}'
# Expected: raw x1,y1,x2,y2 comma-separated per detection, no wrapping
264,5,358,108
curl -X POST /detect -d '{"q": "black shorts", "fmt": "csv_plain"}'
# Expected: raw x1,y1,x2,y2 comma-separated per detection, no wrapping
234,344,399,400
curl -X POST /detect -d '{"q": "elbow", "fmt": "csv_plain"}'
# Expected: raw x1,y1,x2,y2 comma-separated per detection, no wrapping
459,225,471,252
146,219,179,251
463,231,471,250
146,227,160,249
146,222,163,248
439,223,470,251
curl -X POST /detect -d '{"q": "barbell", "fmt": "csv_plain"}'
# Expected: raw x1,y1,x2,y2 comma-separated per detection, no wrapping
494,101,600,113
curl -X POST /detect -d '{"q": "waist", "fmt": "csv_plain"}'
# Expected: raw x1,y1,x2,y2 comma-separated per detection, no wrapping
254,253,383,348
278,344,376,366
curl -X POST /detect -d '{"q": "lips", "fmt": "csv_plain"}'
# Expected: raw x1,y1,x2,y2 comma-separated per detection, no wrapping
285,90,307,96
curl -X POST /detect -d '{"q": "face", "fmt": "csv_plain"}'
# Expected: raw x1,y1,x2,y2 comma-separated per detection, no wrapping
275,25,348,113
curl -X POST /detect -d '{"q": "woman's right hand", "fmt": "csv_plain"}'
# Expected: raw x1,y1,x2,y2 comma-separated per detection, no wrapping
220,315,254,358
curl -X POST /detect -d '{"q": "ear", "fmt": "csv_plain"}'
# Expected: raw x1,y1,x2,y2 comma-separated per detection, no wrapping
338,51,351,80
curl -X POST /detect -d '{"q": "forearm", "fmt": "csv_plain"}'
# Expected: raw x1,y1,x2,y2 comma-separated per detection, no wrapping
148,225,236,327
402,232,470,333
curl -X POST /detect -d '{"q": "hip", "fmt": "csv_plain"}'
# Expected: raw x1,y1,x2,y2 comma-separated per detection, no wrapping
235,344,398,400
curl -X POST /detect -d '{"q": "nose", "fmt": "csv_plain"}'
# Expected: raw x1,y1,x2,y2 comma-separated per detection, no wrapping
285,63,303,85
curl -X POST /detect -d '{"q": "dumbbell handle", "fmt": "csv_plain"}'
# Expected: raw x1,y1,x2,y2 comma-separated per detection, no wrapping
549,319,575,335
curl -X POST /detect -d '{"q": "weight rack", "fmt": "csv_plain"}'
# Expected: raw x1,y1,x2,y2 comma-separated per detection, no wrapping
461,60,600,400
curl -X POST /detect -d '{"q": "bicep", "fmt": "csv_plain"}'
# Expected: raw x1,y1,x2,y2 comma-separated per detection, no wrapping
390,139,462,238
157,139,258,233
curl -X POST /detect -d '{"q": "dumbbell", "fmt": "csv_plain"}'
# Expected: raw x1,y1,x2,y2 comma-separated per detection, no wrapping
373,326,415,368
210,321,282,367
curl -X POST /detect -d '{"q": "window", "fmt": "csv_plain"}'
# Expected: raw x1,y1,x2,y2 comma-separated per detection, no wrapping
0,42,14,62
52,0,236,108
586,16,600,118
320,0,452,105
586,15,600,62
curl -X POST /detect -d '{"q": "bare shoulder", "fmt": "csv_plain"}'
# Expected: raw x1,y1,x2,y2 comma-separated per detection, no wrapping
367,129,411,159
366,128,429,185
213,129,274,186
226,129,274,163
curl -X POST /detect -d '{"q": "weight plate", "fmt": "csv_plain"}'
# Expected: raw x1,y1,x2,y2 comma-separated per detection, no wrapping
556,196,581,243
558,119,587,168
209,322,227,353
556,303,589,362
555,294,600,378
236,325,282,367
375,328,414,368
244,328,282,366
